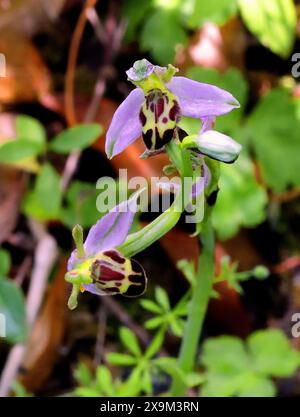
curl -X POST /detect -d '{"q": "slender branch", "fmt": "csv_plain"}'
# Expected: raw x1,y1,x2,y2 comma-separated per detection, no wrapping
86,6,108,44
0,222,58,397
271,188,300,203
14,256,32,286
94,304,107,365
101,297,150,346
61,6,125,193
64,0,98,127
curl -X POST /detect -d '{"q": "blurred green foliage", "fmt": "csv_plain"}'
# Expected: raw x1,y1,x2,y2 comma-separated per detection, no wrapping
246,88,300,192
140,9,188,63
122,0,297,64
140,286,188,336
213,256,269,293
11,381,33,397
200,329,300,397
238,0,296,58
23,163,62,222
49,124,102,154
61,181,101,229
0,249,27,344
213,155,268,240
0,115,46,164
106,326,165,395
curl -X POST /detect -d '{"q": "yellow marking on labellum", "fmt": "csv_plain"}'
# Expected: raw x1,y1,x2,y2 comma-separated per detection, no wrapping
139,89,180,151
91,250,146,297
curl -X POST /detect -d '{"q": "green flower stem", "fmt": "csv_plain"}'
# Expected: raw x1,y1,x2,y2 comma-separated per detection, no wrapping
171,215,215,396
118,204,182,258
165,140,183,175
118,147,192,258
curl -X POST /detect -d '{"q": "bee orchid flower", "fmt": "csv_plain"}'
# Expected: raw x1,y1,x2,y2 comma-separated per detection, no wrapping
106,59,240,159
65,190,147,309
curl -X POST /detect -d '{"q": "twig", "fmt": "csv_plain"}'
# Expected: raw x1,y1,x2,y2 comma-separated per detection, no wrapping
270,188,300,203
86,6,108,44
94,304,107,365
64,0,98,126
61,8,126,192
14,256,32,286
0,222,58,397
272,255,300,274
7,233,34,252
102,297,150,346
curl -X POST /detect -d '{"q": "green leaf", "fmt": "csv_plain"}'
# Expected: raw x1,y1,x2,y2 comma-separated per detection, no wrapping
61,181,101,229
74,362,93,386
145,316,165,330
119,367,143,396
185,372,205,388
247,329,300,377
140,10,188,64
0,278,27,343
106,353,137,366
0,140,41,163
16,115,46,152
11,381,32,397
238,0,296,58
23,164,62,221
141,369,152,394
75,387,101,397
173,296,189,316
154,357,187,386
202,371,275,397
50,124,102,154
96,366,114,396
237,375,276,397
0,249,11,276
212,154,267,240
0,115,46,164
201,335,249,374
140,299,163,314
169,317,184,337
154,286,170,311
176,259,196,286
119,327,142,357
247,88,300,192
184,0,238,28
122,0,153,42
200,370,249,397
200,332,283,397
145,328,165,359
